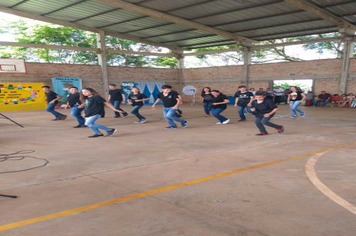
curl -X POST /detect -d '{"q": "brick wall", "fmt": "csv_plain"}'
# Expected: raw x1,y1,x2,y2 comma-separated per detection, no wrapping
1,59,356,102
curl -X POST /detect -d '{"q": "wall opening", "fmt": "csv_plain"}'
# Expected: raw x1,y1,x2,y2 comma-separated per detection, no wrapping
273,79,313,92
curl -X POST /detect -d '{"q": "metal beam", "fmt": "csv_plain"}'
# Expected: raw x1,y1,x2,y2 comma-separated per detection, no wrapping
284,0,356,32
93,0,256,44
0,41,100,52
0,41,175,57
106,49,174,57
0,6,172,49
183,36,348,56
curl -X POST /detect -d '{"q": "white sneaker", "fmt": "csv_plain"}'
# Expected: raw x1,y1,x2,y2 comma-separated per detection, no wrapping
140,118,147,123
300,113,305,117
216,122,222,124
222,119,230,124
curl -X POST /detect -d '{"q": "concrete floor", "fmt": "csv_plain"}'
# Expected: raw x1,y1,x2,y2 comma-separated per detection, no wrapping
0,104,355,236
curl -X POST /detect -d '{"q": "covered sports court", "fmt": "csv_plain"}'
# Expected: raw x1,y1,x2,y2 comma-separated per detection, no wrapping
1,0,356,235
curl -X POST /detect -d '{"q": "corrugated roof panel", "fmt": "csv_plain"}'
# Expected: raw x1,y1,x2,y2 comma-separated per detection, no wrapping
139,0,209,12
130,25,196,38
218,12,320,32
253,27,338,41
0,0,23,8
169,35,227,45
105,17,174,32
193,2,301,26
138,30,211,42
242,21,336,38
73,10,144,27
13,0,84,15
44,1,117,22
170,0,275,19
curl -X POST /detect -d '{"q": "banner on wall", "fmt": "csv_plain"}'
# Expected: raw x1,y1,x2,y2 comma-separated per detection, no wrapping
121,82,164,105
52,77,82,103
0,83,47,111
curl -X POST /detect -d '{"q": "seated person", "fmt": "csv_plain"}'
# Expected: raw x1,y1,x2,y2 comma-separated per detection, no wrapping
312,91,331,107
330,94,341,107
305,91,314,106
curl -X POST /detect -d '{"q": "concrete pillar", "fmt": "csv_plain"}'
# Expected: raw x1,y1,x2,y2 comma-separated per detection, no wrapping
96,30,109,98
339,37,354,94
242,47,252,88
174,50,184,93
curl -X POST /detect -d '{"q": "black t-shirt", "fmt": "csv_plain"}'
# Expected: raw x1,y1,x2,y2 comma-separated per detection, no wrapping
289,91,303,101
202,93,213,102
67,93,81,107
252,98,278,118
211,94,228,109
84,96,106,118
128,93,148,106
109,89,123,101
45,91,58,104
234,91,254,106
158,91,180,108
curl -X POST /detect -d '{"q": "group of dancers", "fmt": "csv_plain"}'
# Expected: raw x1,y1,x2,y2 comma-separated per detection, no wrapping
42,84,305,138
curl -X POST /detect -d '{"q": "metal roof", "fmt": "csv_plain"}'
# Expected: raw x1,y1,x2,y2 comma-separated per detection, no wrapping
0,0,355,50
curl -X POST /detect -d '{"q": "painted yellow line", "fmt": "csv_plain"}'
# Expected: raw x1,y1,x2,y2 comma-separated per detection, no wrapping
306,152,356,215
1,141,356,232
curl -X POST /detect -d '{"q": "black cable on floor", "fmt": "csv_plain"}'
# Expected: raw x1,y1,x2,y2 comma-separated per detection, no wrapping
0,150,49,174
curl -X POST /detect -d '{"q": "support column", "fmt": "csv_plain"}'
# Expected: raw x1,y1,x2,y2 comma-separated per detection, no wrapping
242,47,252,88
339,37,354,94
174,50,184,93
96,30,109,98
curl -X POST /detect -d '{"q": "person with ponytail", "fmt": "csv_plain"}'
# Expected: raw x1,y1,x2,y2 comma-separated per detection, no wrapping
80,88,122,138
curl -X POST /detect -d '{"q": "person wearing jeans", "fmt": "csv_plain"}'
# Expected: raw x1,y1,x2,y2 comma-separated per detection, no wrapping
312,91,331,107
45,103,65,120
234,85,254,121
152,85,188,129
85,114,111,134
251,91,284,135
211,90,230,124
65,87,85,128
200,87,213,116
128,88,149,123
42,85,66,121
107,84,128,118
81,88,122,138
287,86,306,118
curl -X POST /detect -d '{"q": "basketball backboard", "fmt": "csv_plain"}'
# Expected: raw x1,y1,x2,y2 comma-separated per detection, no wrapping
0,58,26,73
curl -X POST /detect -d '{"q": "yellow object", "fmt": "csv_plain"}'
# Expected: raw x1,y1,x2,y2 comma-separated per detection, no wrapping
0,83,47,111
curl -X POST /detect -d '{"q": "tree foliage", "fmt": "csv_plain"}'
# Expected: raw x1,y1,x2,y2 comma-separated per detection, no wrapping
0,20,177,68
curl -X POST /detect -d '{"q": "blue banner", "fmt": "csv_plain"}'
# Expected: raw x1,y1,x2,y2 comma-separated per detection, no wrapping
52,77,82,103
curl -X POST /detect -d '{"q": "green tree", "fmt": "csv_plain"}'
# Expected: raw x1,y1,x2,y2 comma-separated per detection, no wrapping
0,20,177,68
298,33,355,58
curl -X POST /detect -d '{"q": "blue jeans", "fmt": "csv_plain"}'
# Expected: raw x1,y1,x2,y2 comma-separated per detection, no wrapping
109,100,127,117
71,106,85,125
45,103,64,119
212,108,228,123
289,101,304,117
313,99,329,107
203,101,212,115
130,105,145,120
163,107,186,128
85,114,111,134
255,116,282,133
238,105,253,120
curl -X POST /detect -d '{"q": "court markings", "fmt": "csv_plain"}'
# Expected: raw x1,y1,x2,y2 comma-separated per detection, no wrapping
1,141,356,232
305,151,356,215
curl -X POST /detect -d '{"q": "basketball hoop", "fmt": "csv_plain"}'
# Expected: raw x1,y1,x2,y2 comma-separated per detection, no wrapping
0,59,26,73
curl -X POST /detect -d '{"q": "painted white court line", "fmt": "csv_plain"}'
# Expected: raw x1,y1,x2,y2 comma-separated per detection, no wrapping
305,152,356,215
